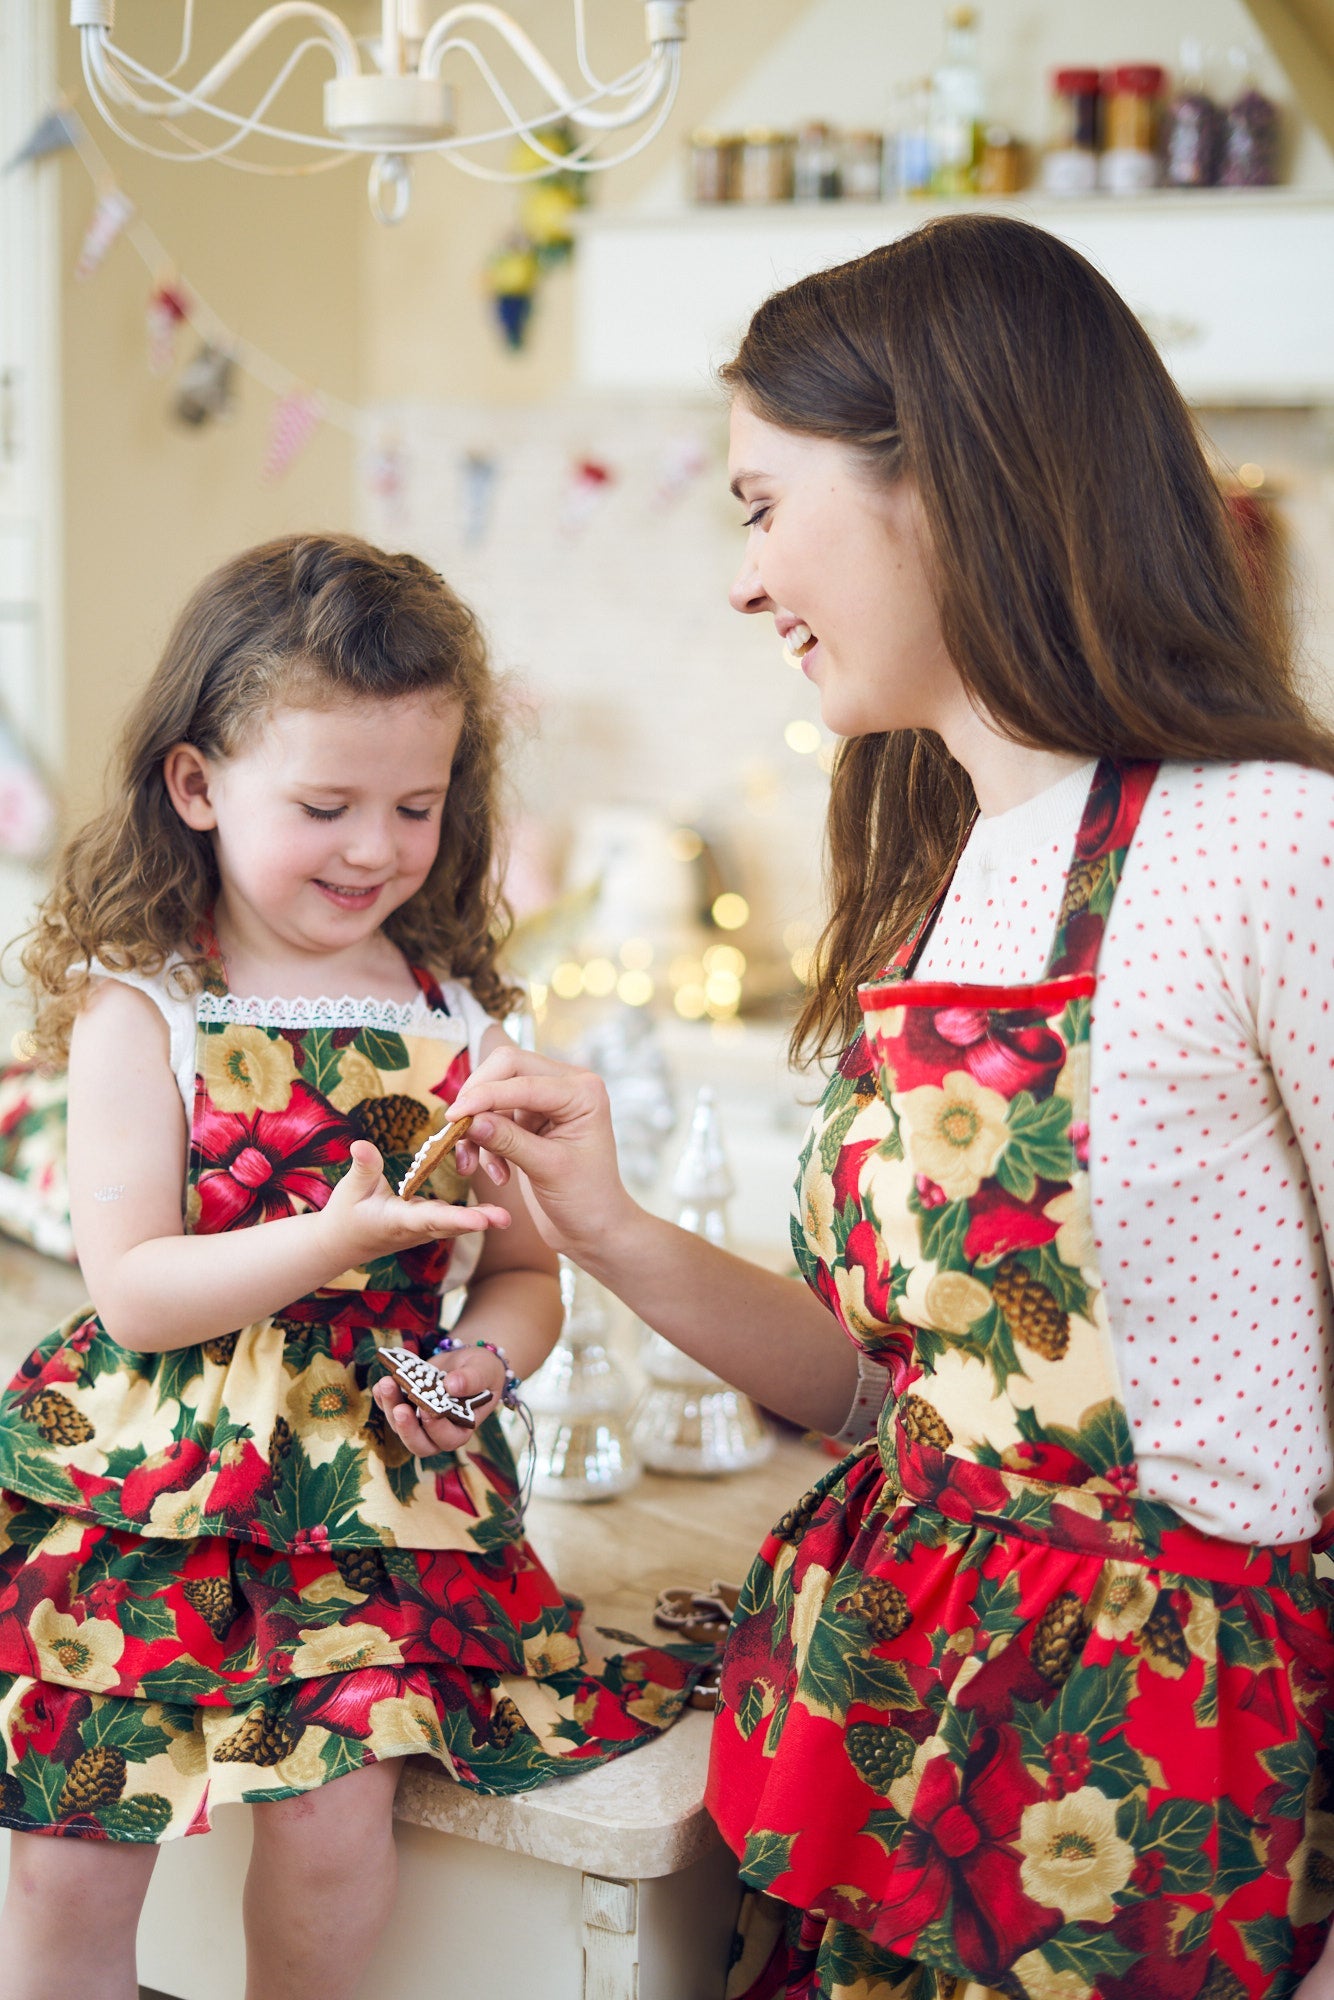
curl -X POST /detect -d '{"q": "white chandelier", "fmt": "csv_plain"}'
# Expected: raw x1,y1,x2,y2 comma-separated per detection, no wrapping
70,0,689,222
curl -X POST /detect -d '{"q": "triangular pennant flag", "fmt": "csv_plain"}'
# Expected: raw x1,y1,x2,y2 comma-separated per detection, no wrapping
262,388,324,482
4,107,78,174
76,185,135,280
146,282,190,375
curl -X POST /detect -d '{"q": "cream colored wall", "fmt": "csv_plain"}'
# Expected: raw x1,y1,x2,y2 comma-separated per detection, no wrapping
53,9,365,820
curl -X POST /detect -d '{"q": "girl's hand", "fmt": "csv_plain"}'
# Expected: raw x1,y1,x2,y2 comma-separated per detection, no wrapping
1294,1939,1334,2000
320,1141,510,1270
371,1345,508,1458
446,1047,637,1264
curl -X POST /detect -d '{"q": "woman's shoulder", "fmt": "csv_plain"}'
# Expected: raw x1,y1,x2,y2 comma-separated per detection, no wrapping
1150,757,1334,853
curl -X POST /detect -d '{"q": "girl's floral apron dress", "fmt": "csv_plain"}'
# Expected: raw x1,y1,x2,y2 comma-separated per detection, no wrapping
0,962,697,1841
710,763,1334,2000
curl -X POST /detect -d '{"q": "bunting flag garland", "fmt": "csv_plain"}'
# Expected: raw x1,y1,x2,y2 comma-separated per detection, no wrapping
75,185,135,281
263,388,325,482
146,281,191,375
559,456,616,537
0,716,56,863
173,343,237,428
4,107,77,174
363,434,407,520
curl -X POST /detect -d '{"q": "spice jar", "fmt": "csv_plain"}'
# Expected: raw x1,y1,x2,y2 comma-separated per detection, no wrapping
979,125,1023,195
1164,40,1221,187
736,129,795,204
840,130,884,201
1220,50,1279,186
1041,67,1100,196
794,122,841,200
1100,64,1165,194
689,130,738,204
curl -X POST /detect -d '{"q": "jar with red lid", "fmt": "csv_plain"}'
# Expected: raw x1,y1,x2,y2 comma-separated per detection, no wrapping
1100,63,1165,193
1041,67,1100,195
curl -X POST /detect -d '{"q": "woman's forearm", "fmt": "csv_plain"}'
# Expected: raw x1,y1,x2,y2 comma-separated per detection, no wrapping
578,1206,858,1433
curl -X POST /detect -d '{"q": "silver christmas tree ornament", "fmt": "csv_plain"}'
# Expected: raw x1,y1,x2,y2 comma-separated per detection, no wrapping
632,1087,773,1474
521,1257,641,1500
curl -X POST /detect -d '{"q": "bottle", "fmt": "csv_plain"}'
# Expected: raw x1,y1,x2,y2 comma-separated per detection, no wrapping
1220,47,1279,186
1100,64,1165,195
929,6,985,197
1165,38,1221,188
793,121,842,201
1041,67,1100,196
896,78,934,197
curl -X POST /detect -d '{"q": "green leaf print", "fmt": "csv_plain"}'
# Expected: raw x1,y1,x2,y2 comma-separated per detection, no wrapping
467,1488,524,1557
385,1455,421,1507
1217,1599,1280,1676
1145,1797,1213,1894
137,1661,225,1702
20,1759,67,1822
831,1194,861,1262
797,1608,917,1722
1217,1795,1263,1898
1258,1731,1315,1817
737,1677,772,1742
304,1035,349,1103
119,1593,178,1643
352,1027,411,1072
862,1804,907,1851
1041,1928,1137,1978
1192,1658,1218,1729
1057,995,1091,1050
763,1686,791,1760
995,1090,1075,1204
1239,1914,1297,1976
1173,1908,1213,1959
318,1733,369,1781
1041,1399,1136,1481
256,1438,367,1544
155,1345,205,1409
1017,1241,1092,1325
77,1322,139,1386
916,1196,970,1273
0,1437,81,1509
85,1701,174,1764
739,1827,796,1890
1014,1654,1141,1795
876,1123,904,1162
819,1101,861,1176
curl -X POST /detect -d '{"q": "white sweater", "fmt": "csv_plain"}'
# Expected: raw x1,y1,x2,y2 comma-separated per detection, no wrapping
909,758,1334,1545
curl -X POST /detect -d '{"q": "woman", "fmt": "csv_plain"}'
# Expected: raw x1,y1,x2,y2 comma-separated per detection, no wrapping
450,215,1334,2000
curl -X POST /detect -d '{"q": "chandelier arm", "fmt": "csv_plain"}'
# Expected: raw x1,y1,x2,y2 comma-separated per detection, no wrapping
106,4,360,117
159,0,198,83
439,48,680,180
81,36,356,165
422,14,671,136
422,33,656,162
83,25,350,131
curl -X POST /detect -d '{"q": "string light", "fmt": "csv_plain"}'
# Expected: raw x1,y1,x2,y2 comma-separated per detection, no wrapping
784,719,821,755
619,937,654,970
550,960,584,999
617,970,654,1006
581,957,617,997
668,826,703,862
711,892,749,931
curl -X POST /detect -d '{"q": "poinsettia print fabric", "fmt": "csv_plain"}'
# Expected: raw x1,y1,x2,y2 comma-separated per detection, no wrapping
709,763,1334,1999
0,964,703,1839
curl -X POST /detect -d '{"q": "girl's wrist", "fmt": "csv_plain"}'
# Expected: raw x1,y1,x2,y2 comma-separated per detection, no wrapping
432,1334,522,1407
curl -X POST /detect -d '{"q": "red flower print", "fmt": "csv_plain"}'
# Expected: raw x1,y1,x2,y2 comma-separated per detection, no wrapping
832,1138,879,1213
203,1440,271,1523
872,1725,1056,1976
837,1032,875,1084
1074,761,1158,863
963,1183,1060,1263
289,1664,410,1737
192,1080,350,1232
119,1438,209,1522
915,1175,949,1210
844,1220,895,1321
12,1683,90,1765
1000,1439,1095,1488
962,1022,1066,1101
431,1048,472,1107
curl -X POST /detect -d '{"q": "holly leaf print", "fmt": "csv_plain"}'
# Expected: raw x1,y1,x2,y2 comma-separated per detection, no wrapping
1015,1241,1093,1328
739,1827,796,1891
1041,1928,1137,1978
819,1101,861,1176
352,1027,410,1072
1217,1597,1280,1677
1216,1795,1263,1897
1258,1731,1315,1817
995,1091,1075,1204
303,1033,348,1103
119,1593,178,1643
1239,1914,1297,1975
736,1676,773,1742
916,1196,970,1273
85,1699,174,1763
797,1608,918,1722
1144,1796,1213,1894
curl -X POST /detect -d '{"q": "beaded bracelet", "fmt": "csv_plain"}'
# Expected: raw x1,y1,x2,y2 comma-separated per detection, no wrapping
431,1335,522,1410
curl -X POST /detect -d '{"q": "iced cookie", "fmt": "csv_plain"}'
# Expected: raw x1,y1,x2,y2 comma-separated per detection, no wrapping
378,1345,493,1428
397,1115,473,1200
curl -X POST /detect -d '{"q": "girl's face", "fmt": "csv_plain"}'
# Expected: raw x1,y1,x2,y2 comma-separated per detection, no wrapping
166,692,463,959
727,399,965,740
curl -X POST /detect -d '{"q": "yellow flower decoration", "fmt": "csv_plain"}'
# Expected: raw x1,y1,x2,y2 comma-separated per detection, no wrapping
1018,1786,1134,1924
1044,1187,1095,1273
289,1622,404,1677
923,1270,993,1338
522,1629,582,1678
327,1047,383,1115
201,1025,297,1115
1090,1562,1156,1642
30,1599,125,1691
285,1352,371,1442
897,1070,1010,1202
801,1169,839,1267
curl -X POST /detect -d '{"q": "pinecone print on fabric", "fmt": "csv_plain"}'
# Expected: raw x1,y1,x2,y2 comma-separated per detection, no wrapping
772,1487,823,1547
22,1389,93,1447
202,1332,238,1366
213,1708,300,1767
100,1794,173,1842
57,1745,127,1816
898,1394,954,1451
268,1416,293,1476
845,1723,917,1791
334,1548,387,1595
992,1258,1070,1361
489,1696,530,1748
1142,1594,1191,1672
841,1577,912,1644
1196,1961,1248,2000
1059,856,1105,923
349,1094,430,1155
1031,1592,1089,1686
183,1576,236,1641
0,1772,24,1818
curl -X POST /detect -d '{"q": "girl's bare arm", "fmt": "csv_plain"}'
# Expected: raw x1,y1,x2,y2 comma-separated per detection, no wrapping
68,982,507,1352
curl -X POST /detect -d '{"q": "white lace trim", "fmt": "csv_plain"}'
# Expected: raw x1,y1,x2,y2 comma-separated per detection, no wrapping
195,991,468,1040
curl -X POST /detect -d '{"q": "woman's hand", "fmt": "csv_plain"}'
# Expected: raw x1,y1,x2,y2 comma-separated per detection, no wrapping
320,1141,510,1270
446,1047,638,1265
371,1345,508,1459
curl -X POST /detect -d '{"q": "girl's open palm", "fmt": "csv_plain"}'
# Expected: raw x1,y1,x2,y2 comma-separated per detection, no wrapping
321,1140,509,1268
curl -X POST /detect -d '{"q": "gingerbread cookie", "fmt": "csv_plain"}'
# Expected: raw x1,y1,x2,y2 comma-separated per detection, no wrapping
378,1345,493,1428
397,1115,473,1200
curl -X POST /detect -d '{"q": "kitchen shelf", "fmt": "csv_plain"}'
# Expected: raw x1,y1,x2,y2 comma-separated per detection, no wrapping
575,188,1334,404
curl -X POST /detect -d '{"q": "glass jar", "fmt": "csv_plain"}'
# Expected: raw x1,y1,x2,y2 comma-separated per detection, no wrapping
1100,64,1165,194
979,124,1023,195
1220,51,1279,186
736,129,795,204
794,122,841,200
841,130,884,201
1041,67,1100,196
689,130,738,204
1164,39,1221,187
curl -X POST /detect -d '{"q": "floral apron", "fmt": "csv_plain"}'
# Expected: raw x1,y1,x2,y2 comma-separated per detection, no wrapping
708,762,1334,2000
0,960,698,1841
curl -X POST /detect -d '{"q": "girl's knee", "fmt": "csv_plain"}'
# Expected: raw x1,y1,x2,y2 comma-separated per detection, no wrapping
249,1761,400,1873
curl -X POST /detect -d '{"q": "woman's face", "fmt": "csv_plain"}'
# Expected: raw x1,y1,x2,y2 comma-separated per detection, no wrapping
728,399,965,740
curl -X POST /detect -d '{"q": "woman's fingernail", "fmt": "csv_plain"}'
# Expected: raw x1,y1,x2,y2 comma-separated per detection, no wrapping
470,1116,494,1141
485,1160,504,1183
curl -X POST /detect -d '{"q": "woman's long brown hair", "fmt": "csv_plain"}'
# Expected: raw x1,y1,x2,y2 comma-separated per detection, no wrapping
721,213,1334,1064
25,533,522,1062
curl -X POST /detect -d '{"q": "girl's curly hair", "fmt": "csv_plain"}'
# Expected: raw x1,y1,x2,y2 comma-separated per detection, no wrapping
25,533,522,1062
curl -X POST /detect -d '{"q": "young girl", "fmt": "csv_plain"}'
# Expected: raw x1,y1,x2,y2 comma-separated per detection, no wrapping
0,534,698,2000
444,216,1334,2000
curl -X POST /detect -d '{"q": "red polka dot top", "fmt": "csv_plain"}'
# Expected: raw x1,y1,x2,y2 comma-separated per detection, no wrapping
913,758,1334,1545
